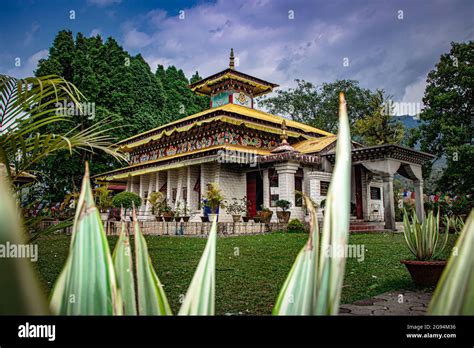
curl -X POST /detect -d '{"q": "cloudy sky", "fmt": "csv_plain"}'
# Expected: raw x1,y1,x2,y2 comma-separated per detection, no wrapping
0,0,472,114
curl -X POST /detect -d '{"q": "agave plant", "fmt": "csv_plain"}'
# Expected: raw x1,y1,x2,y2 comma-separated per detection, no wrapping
273,92,352,315
402,209,449,261
49,164,173,315
429,210,474,315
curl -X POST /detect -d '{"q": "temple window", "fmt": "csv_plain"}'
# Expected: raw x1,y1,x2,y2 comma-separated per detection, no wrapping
269,168,279,207
295,168,303,207
320,181,330,196
370,187,381,200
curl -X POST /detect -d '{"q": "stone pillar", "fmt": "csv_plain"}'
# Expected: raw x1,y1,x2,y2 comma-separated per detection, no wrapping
414,179,425,222
275,162,299,209
382,174,396,230
262,169,269,208
166,170,172,204
187,166,200,211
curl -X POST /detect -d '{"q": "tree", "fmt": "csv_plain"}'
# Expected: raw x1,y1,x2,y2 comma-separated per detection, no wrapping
353,90,405,146
32,31,207,200
156,65,209,124
410,41,473,194
260,79,376,133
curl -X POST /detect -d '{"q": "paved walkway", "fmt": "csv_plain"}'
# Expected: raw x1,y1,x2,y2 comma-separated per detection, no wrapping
340,290,433,316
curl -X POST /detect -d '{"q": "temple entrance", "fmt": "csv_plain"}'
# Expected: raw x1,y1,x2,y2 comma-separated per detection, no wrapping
246,171,263,217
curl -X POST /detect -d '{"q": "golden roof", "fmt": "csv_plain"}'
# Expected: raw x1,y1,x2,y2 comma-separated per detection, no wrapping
292,136,338,153
118,103,333,150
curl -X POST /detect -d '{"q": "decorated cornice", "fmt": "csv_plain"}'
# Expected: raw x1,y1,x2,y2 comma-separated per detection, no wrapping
322,144,435,166
117,104,331,149
189,68,279,97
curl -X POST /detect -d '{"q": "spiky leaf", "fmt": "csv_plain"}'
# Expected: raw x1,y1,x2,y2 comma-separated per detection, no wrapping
178,215,217,315
0,176,48,314
49,164,121,315
112,216,137,315
429,210,474,315
133,209,172,315
273,92,351,315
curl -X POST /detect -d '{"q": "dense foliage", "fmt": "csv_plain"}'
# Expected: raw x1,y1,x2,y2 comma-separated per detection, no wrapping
259,79,377,134
353,90,405,145
112,191,142,210
31,30,208,201
409,41,473,194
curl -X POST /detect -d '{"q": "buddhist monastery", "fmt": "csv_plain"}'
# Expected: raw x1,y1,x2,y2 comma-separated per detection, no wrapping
95,49,434,230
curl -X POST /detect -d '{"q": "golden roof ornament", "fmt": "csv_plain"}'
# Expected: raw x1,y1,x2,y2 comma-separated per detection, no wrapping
229,48,235,70
280,120,289,144
271,119,297,153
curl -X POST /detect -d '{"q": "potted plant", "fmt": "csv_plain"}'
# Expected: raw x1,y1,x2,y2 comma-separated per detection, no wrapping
111,191,142,220
257,207,273,223
204,183,224,222
400,209,450,286
225,197,247,222
147,191,165,221
276,199,291,223
94,185,113,221
179,202,191,222
160,202,175,222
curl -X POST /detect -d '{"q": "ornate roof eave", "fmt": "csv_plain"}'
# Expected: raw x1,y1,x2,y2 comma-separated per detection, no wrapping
258,151,320,165
117,104,332,149
118,115,311,151
188,68,279,97
322,144,435,166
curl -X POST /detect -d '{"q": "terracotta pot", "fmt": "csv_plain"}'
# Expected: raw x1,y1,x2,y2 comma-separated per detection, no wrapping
155,216,162,222
258,211,273,223
242,216,250,222
252,216,261,223
200,216,209,222
182,216,190,222
232,214,241,223
162,212,174,222
277,211,291,223
400,260,447,287
174,216,181,222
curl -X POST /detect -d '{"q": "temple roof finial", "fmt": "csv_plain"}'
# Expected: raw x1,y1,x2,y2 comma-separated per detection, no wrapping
229,48,235,69
280,119,288,144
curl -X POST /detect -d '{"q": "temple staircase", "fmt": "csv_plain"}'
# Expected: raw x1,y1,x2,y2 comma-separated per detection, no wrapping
349,217,387,233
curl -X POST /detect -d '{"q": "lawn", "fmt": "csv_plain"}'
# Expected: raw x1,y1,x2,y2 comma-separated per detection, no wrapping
33,232,455,315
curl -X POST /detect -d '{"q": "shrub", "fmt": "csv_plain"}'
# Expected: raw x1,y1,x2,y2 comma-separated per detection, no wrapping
287,218,306,233
112,191,142,210
275,199,291,211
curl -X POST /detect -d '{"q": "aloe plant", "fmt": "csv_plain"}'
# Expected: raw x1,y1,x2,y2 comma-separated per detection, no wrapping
133,207,172,315
402,209,449,261
273,92,352,315
429,210,474,315
112,212,137,315
178,215,217,315
49,163,122,315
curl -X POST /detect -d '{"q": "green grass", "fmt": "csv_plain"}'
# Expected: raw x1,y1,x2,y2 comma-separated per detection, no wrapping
33,232,458,315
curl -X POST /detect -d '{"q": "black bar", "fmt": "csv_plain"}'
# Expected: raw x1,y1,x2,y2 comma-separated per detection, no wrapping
0,316,473,346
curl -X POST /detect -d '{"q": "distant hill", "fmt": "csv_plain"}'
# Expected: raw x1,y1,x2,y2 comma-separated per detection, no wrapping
396,115,420,130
